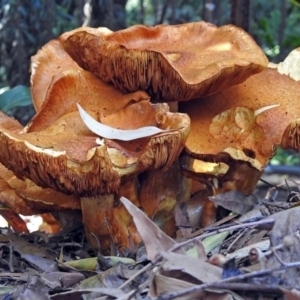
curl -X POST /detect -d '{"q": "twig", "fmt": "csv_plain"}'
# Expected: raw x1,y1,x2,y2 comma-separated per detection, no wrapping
259,178,287,191
9,241,14,273
168,218,275,254
178,214,237,241
225,228,248,254
118,218,274,295
204,282,285,294
118,262,154,290
157,260,300,300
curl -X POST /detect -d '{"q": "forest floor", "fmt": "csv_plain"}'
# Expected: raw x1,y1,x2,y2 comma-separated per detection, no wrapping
1,170,300,300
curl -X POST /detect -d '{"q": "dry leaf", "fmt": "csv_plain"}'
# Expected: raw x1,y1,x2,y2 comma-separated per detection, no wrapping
160,251,222,283
205,288,246,300
22,254,58,272
7,232,50,258
41,272,84,288
120,197,185,261
18,276,50,300
150,273,204,300
265,207,300,286
77,104,177,141
209,190,258,215
64,256,135,271
281,287,300,300
50,287,127,300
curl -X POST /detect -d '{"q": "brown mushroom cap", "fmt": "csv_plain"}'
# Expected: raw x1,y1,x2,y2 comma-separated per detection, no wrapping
30,27,112,112
180,48,300,170
0,113,81,214
27,68,150,132
0,163,80,214
0,100,190,197
27,29,150,133
30,39,80,112
63,21,268,102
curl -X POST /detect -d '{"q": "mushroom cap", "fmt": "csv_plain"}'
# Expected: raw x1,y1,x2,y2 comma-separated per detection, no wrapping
0,113,81,213
8,32,189,197
27,29,150,133
0,163,80,214
180,48,300,170
27,68,150,132
30,39,79,112
63,21,268,102
0,100,190,197
30,27,112,112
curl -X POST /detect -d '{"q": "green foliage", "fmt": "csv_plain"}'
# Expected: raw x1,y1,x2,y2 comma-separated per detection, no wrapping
251,0,300,61
0,0,80,87
0,85,32,113
283,5,300,50
270,147,300,166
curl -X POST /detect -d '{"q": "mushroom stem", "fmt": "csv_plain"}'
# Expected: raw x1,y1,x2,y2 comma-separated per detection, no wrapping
80,194,114,254
181,156,263,228
168,101,178,112
80,179,141,255
139,161,181,237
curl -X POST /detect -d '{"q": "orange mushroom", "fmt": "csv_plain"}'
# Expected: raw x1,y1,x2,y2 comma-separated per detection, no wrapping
63,21,268,102
179,47,300,226
30,27,112,112
0,112,81,234
0,162,80,215
61,21,270,232
0,100,189,253
0,33,190,253
0,22,275,249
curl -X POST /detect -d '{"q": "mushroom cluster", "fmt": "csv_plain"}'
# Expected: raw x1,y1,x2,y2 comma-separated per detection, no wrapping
1,21,298,253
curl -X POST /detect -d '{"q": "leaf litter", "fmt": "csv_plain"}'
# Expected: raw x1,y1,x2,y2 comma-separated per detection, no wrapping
1,175,300,299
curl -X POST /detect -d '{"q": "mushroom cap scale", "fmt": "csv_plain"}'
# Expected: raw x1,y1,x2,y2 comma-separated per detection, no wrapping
63,21,268,102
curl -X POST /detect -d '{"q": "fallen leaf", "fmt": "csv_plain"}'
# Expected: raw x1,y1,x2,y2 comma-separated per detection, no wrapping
77,103,178,141
0,285,15,296
77,264,140,299
160,251,222,283
209,190,258,215
17,276,50,300
64,256,135,271
186,231,229,257
22,254,58,272
50,288,126,300
41,272,84,288
150,273,204,300
281,287,300,300
265,207,300,286
120,197,185,261
7,232,50,258
205,288,246,300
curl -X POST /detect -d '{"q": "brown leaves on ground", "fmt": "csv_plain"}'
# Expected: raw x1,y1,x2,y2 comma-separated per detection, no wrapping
2,175,300,299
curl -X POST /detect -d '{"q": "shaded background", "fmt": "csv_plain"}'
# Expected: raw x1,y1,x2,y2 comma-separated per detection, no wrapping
1,0,300,89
